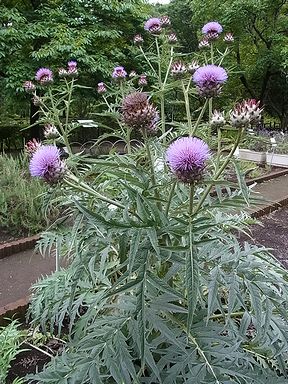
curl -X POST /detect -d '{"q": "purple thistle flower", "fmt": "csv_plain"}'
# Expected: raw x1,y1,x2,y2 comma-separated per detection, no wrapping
35,68,53,85
192,65,228,97
144,18,162,34
29,145,66,183
202,21,223,35
112,66,127,80
67,61,78,77
166,137,210,183
68,60,77,70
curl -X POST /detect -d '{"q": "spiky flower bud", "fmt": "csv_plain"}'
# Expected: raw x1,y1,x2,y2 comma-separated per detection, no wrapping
32,95,42,106
44,124,59,139
138,74,147,86
198,38,210,49
121,92,159,134
244,99,263,124
230,99,263,127
160,16,171,28
129,70,137,78
97,82,107,94
168,33,178,44
206,32,220,40
210,110,225,127
25,139,41,156
230,103,250,128
187,61,200,74
223,33,234,43
171,61,186,78
133,34,144,46
23,81,36,93
58,68,68,78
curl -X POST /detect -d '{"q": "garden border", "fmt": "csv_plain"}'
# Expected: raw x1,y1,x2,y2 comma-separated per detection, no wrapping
0,235,40,259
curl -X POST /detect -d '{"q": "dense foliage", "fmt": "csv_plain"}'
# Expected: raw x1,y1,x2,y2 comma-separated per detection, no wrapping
21,17,288,384
184,0,288,128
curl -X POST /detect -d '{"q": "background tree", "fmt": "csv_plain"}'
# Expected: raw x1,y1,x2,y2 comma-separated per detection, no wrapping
186,0,288,128
0,0,149,138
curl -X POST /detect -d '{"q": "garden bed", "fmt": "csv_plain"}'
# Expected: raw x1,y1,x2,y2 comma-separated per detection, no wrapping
239,206,288,268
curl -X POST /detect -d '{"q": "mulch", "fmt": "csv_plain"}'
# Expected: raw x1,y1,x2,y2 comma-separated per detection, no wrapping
239,206,288,268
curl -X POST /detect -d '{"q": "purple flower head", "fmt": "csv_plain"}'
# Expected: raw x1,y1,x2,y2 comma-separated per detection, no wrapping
35,68,53,85
202,21,223,35
112,66,127,80
121,92,159,134
29,145,66,183
193,65,228,97
144,18,162,34
67,61,78,77
166,137,210,183
68,60,77,70
23,81,36,93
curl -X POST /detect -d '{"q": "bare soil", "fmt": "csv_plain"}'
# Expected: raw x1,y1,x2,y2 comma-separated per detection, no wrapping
239,206,288,268
0,227,28,244
7,339,64,383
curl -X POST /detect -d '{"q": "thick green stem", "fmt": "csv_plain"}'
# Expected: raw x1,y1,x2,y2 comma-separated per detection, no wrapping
165,179,177,216
218,47,229,66
163,46,174,88
208,98,213,120
48,88,72,155
216,127,222,168
139,46,158,77
65,77,74,131
155,38,166,138
64,173,126,210
145,138,162,211
126,126,132,154
191,98,209,136
194,128,244,215
210,42,214,64
182,81,193,136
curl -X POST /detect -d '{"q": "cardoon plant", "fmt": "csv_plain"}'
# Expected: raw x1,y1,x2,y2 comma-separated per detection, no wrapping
26,18,288,384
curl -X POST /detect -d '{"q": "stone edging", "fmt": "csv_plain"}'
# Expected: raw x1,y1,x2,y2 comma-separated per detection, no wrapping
0,235,40,259
0,296,29,326
251,195,288,219
246,168,288,186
